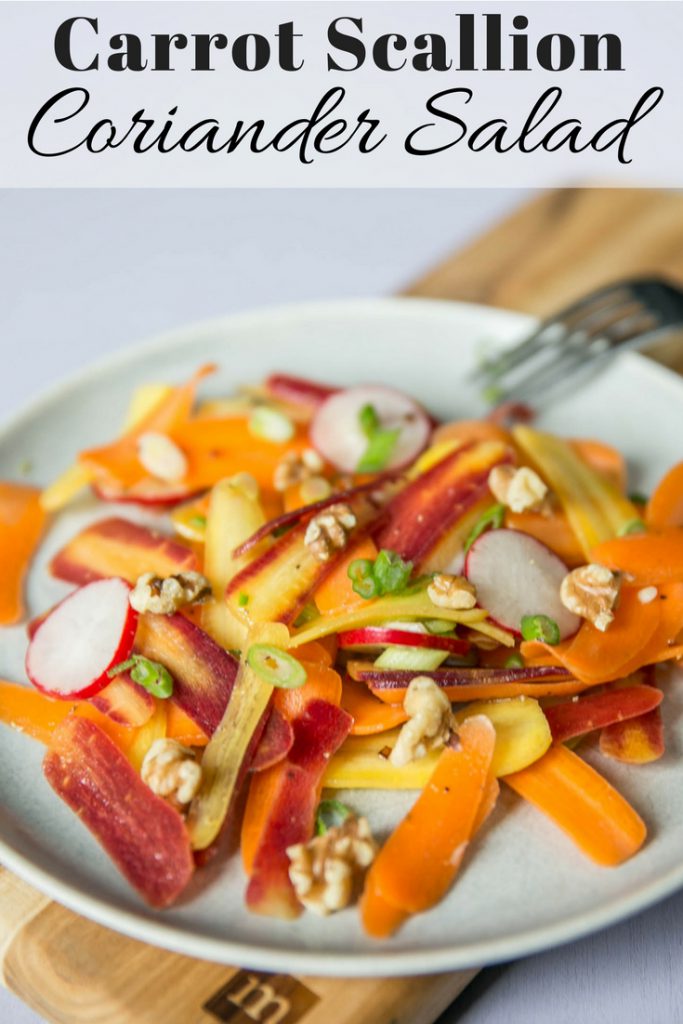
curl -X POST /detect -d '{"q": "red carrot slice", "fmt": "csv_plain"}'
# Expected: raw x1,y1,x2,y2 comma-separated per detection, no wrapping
44,716,193,907
544,684,663,743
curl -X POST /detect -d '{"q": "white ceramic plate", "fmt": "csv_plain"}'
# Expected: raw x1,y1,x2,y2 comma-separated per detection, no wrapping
1,297,682,978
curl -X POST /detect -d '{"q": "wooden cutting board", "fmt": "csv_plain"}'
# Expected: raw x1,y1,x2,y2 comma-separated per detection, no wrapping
3,187,683,1024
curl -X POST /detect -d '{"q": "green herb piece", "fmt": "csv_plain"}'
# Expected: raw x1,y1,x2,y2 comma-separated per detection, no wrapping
188,514,207,528
293,603,318,628
357,428,401,474
520,614,561,646
482,384,503,405
356,404,401,473
618,518,647,536
628,492,649,506
373,549,413,595
272,522,296,539
463,504,506,553
107,658,136,678
315,798,352,836
348,558,379,599
238,592,250,607
359,403,380,437
247,644,307,689
423,619,456,636
348,550,413,600
505,654,525,669
109,655,174,698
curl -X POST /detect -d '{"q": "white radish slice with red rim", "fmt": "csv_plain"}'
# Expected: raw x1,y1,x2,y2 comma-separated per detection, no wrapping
310,385,431,473
338,626,470,655
464,528,580,640
26,578,139,700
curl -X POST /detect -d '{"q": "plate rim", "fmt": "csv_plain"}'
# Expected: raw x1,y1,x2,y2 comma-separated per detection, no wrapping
1,294,682,977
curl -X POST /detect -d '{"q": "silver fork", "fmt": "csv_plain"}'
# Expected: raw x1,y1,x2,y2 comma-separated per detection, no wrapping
471,277,683,411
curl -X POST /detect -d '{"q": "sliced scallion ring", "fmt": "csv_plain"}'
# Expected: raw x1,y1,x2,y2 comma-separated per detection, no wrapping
248,406,295,443
520,614,561,646
246,644,307,689
315,798,352,836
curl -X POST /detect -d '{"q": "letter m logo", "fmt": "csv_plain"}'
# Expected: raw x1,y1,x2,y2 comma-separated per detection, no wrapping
203,969,319,1024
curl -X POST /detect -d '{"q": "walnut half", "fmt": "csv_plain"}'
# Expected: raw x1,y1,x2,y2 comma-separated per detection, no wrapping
560,563,621,632
390,676,454,767
141,739,202,812
129,570,212,615
287,816,377,915
428,573,477,610
304,503,357,562
488,465,548,513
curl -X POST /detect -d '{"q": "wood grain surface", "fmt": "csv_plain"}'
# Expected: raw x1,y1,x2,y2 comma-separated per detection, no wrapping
2,187,683,1024
405,187,683,375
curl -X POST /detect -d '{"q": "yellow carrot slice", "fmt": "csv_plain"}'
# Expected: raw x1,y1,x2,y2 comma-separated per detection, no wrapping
504,744,646,866
513,426,640,556
201,475,266,651
186,622,286,851
326,697,550,789
289,588,510,648
453,698,551,777
126,700,167,773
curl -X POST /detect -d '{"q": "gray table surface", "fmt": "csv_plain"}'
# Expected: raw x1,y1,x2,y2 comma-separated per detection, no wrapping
1,188,681,1024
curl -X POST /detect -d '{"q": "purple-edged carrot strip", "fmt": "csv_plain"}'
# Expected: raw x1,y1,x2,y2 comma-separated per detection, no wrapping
232,473,401,559
346,662,585,705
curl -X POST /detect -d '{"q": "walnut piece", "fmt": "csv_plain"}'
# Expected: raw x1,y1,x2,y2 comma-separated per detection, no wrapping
129,570,212,615
141,738,202,811
560,563,621,632
137,432,188,483
273,448,324,492
428,573,477,610
287,816,377,915
304,503,357,562
390,676,454,767
488,465,548,513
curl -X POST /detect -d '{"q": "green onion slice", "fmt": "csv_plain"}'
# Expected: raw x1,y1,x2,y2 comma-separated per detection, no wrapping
109,654,174,699
505,653,525,668
356,403,401,473
348,558,378,599
464,503,506,553
246,644,307,689
249,406,295,443
373,549,413,594
520,614,561,646
315,798,352,836
618,518,647,536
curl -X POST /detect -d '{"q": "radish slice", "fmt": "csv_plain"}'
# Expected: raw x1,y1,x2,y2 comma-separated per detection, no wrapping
311,386,431,473
338,627,470,656
465,529,580,640
93,479,200,508
26,578,139,700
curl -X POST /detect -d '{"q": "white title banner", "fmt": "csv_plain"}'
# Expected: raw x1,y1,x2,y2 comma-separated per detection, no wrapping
1,0,680,187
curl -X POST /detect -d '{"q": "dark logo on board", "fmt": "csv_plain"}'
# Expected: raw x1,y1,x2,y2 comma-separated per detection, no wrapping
203,970,319,1024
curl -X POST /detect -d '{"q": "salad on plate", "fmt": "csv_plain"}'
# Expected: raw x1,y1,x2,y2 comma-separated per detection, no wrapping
1,364,682,937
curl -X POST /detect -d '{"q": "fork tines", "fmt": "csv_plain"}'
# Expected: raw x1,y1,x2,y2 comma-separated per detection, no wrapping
472,278,683,409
